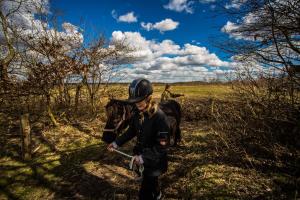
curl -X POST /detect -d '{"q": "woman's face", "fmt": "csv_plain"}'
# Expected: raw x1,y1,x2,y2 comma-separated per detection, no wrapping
135,99,148,111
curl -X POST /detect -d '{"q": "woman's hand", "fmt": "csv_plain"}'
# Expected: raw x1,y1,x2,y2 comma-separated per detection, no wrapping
133,155,144,165
107,142,118,152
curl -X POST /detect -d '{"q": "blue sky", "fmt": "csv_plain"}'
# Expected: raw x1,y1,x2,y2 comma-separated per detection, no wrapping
50,0,238,82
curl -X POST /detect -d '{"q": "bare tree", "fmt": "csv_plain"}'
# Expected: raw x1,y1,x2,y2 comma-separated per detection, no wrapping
0,0,23,85
219,1,299,73
79,35,131,112
1,0,132,123
15,6,83,125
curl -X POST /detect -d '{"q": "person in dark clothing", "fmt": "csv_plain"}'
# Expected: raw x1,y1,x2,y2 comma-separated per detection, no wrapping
161,84,184,103
108,78,170,200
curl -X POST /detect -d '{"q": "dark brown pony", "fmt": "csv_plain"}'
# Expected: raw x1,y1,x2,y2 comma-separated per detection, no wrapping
102,99,182,146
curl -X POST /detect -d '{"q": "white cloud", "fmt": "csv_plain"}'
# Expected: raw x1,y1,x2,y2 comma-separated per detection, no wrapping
118,12,138,23
141,22,153,31
111,31,231,82
62,22,80,34
141,18,179,33
221,21,242,39
111,10,137,23
153,19,179,32
221,12,260,40
163,0,194,14
225,0,247,9
0,0,49,33
0,0,83,60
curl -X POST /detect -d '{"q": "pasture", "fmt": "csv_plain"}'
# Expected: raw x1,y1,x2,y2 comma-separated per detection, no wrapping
0,83,296,199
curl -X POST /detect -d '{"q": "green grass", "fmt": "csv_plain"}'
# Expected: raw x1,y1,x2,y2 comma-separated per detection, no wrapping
153,84,232,99
101,83,233,102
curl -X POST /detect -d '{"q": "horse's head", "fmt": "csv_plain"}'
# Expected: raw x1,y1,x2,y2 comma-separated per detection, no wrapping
102,99,133,143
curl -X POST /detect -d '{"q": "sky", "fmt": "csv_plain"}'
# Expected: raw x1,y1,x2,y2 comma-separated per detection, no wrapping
13,0,247,83
51,0,227,53
48,0,244,82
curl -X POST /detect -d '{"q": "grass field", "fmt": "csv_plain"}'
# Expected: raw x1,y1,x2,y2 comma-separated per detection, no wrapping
0,83,295,199
104,83,233,101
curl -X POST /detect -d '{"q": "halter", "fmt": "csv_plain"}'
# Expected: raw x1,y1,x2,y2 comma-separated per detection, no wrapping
103,106,127,133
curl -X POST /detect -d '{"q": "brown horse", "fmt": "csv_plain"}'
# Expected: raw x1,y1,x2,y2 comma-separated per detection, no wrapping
102,99,182,146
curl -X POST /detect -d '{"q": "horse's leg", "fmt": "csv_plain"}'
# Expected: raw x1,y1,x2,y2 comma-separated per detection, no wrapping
168,117,177,146
175,125,181,144
170,128,176,146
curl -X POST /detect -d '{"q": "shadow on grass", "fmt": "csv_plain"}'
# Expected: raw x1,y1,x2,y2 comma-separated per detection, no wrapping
163,121,299,199
0,144,138,199
1,120,299,200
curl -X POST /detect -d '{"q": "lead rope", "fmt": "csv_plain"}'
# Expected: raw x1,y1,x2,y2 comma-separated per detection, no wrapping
113,149,144,177
129,156,144,175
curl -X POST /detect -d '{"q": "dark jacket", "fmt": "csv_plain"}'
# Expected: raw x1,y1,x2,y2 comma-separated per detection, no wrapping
115,107,170,176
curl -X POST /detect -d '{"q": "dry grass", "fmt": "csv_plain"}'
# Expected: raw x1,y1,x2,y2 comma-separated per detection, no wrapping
0,120,280,199
0,82,298,199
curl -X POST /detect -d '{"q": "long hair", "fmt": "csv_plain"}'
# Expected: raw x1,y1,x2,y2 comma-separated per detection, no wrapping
138,95,158,123
146,95,158,118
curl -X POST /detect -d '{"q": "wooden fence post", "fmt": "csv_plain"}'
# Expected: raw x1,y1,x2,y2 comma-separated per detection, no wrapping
20,113,31,161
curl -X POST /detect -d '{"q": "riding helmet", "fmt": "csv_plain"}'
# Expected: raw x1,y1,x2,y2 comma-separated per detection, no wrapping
127,78,153,103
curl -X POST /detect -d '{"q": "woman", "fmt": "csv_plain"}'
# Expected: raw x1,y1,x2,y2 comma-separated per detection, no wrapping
161,83,184,103
108,78,170,200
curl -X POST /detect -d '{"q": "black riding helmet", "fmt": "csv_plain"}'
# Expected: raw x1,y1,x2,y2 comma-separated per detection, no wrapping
127,78,153,103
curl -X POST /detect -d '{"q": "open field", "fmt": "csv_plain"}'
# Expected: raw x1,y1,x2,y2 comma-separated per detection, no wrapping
0,83,298,199
102,83,233,102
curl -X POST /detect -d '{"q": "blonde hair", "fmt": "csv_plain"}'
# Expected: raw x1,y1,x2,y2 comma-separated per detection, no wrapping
146,95,158,118
138,95,158,123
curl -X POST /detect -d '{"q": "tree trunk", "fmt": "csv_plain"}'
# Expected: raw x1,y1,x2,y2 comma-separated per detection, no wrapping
20,114,31,161
58,82,64,105
90,93,96,113
46,94,58,126
64,85,71,106
0,63,9,86
75,84,82,112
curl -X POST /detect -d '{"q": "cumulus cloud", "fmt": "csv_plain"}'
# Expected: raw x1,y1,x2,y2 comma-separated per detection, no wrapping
225,0,247,9
221,12,260,40
111,31,231,82
163,0,194,14
111,10,137,23
221,21,243,39
141,18,179,33
0,0,49,35
0,0,83,58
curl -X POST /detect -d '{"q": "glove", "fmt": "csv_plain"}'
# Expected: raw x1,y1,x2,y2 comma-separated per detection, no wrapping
129,155,144,178
133,155,144,165
107,141,118,152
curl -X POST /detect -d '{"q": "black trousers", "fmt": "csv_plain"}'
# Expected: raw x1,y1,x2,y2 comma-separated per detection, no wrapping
139,174,160,200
